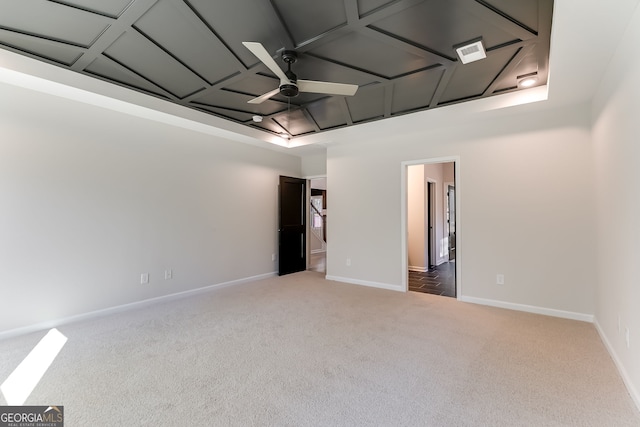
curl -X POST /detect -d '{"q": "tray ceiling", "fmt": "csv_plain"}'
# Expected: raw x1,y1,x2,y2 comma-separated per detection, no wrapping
0,0,553,138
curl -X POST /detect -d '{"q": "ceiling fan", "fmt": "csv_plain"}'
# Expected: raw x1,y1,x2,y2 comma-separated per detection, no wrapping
242,42,359,104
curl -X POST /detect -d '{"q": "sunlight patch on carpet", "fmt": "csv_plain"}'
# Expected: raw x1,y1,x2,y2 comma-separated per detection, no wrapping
1,328,67,405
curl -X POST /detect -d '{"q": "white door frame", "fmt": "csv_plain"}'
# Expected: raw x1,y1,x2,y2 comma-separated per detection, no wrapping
305,175,327,270
400,157,461,297
444,181,455,262
426,179,437,268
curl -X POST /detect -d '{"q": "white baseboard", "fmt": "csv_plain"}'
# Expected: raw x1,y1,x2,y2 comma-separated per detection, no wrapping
458,295,594,323
325,275,403,292
0,272,277,341
594,318,640,412
408,265,428,272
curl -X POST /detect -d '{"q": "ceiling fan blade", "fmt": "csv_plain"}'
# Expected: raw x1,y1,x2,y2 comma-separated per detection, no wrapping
298,80,358,96
247,88,280,104
242,42,289,84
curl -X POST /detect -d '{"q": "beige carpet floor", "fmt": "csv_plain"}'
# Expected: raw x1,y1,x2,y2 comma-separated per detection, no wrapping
1,271,638,426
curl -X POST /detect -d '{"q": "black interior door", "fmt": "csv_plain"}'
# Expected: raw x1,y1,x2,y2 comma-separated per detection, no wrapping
279,176,306,275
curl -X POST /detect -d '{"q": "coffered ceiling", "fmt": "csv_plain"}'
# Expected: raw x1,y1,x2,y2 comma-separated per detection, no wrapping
0,0,553,138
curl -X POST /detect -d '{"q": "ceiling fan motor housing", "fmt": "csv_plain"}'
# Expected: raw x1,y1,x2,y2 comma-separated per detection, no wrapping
280,83,299,97
280,50,299,97
281,70,298,97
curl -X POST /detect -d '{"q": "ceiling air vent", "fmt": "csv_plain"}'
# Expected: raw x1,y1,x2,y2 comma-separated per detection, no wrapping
455,38,486,64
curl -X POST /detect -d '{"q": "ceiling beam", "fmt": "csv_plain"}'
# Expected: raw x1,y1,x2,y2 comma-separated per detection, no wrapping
429,65,457,108
339,97,354,126
71,0,159,71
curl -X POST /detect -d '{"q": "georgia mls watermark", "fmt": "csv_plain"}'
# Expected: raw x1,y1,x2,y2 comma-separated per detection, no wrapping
0,406,63,427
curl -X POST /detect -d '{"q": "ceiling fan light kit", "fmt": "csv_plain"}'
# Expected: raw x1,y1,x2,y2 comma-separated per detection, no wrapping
242,42,359,104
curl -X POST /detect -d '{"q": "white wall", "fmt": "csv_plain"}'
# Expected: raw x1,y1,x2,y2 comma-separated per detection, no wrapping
443,162,454,184
407,165,426,270
0,82,301,334
327,103,596,316
591,2,640,406
301,150,327,177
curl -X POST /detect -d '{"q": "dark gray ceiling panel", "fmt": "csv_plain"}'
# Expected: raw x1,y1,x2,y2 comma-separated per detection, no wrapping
53,0,133,18
439,47,519,104
357,0,396,17
84,56,169,98
373,0,518,56
134,0,240,84
307,97,348,130
392,68,444,114
0,29,83,66
185,0,288,67
0,0,554,138
104,31,205,99
308,31,437,79
0,0,110,47
482,0,540,33
273,109,316,136
273,0,348,46
347,84,385,123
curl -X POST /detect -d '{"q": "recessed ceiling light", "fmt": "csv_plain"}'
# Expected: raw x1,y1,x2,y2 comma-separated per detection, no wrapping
454,38,486,64
517,73,539,88
252,115,263,123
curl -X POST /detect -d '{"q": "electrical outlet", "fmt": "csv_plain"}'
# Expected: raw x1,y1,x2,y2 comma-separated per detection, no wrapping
164,269,172,280
346,258,351,267
140,273,149,284
496,274,504,285
272,253,276,262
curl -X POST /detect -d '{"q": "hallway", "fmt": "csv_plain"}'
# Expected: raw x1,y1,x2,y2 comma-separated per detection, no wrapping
408,261,455,297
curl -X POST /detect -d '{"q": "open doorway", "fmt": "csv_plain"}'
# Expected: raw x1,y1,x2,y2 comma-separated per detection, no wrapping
308,177,326,273
404,160,457,297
